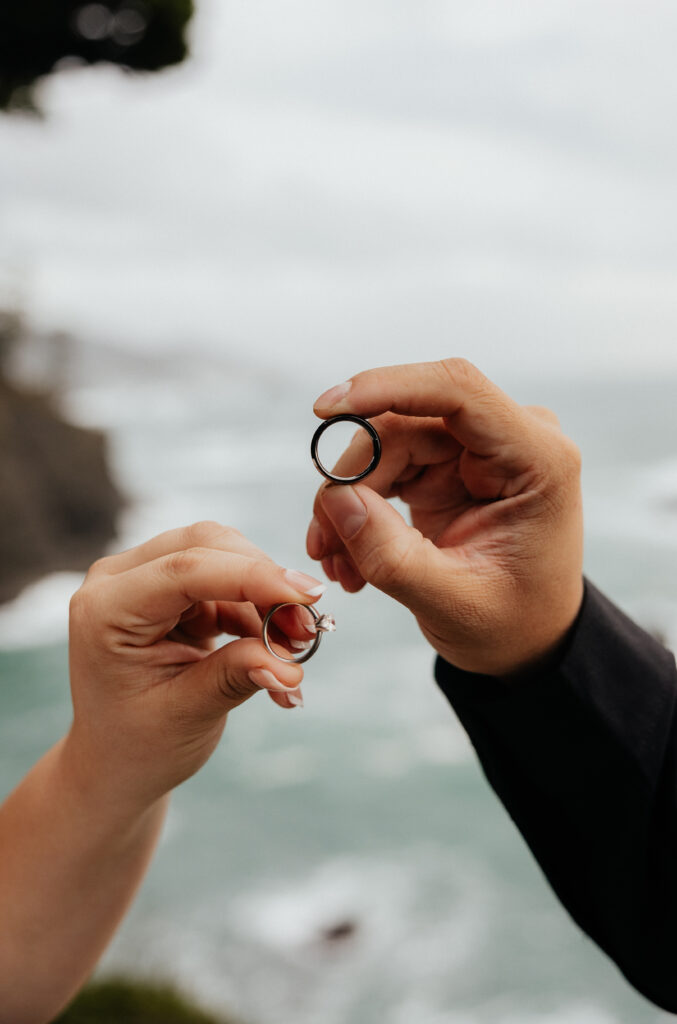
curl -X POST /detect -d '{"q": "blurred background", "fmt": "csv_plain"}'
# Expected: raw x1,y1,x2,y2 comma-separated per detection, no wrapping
1,1,677,1022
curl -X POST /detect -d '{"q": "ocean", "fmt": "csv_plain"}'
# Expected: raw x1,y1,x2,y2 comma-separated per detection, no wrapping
1,346,676,1024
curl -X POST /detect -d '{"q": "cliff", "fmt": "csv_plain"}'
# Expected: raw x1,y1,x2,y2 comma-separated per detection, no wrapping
0,379,123,605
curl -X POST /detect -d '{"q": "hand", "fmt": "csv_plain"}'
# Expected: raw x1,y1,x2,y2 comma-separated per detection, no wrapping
306,359,583,677
66,522,325,815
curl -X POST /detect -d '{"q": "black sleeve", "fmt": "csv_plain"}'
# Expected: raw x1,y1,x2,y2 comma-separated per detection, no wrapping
435,580,677,1013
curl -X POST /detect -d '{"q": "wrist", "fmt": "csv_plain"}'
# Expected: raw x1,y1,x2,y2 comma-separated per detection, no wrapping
427,576,585,680
58,730,169,840
498,576,585,682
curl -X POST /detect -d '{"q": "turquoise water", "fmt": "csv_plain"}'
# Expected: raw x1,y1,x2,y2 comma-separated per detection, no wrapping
1,360,676,1024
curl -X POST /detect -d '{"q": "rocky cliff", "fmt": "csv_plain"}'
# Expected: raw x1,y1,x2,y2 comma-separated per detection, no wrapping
0,379,123,605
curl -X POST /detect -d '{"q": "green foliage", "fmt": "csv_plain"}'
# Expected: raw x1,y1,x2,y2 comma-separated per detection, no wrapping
54,976,238,1024
0,0,194,111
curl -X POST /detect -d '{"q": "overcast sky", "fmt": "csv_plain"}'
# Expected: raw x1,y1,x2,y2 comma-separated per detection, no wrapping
1,0,677,384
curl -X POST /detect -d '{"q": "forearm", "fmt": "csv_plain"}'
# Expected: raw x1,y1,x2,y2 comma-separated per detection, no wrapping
436,581,677,1012
0,735,168,1024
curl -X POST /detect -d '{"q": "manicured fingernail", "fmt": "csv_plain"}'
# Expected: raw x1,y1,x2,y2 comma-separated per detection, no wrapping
306,516,325,559
287,691,304,708
249,668,291,692
284,569,327,597
314,380,352,411
321,485,367,539
290,639,312,650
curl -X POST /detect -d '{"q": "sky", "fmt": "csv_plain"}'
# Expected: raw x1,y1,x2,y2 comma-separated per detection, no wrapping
1,0,677,384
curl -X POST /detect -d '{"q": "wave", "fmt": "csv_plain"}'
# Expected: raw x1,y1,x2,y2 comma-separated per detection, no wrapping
0,571,82,649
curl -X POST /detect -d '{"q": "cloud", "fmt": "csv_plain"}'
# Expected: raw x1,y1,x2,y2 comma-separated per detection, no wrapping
2,0,677,379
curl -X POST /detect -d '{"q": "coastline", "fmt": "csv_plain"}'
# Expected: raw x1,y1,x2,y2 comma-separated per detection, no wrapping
0,378,123,605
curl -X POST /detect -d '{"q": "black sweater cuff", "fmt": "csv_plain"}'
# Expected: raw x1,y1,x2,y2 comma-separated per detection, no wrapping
434,579,677,1012
435,580,676,802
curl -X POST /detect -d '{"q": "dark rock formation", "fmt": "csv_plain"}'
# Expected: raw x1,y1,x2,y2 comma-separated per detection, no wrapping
0,379,123,604
320,918,358,944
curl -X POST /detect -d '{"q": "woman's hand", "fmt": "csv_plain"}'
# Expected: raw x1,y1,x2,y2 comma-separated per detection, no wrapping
306,359,583,678
1,522,327,1024
66,521,325,815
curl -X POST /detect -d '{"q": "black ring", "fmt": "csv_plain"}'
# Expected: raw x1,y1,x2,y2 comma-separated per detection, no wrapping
310,415,381,484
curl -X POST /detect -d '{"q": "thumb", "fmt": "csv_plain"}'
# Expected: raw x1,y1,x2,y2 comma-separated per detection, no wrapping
320,484,439,609
181,637,304,719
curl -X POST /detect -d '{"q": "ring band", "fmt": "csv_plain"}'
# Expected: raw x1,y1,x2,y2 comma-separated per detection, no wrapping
310,414,381,484
262,603,336,664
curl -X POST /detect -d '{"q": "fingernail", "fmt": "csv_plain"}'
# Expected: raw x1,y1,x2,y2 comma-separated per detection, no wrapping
290,639,312,650
287,691,304,708
321,485,367,540
249,668,292,692
314,380,352,411
306,516,325,559
284,569,327,597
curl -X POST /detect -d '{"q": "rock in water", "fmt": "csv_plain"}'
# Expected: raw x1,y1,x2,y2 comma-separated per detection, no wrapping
0,381,123,605
320,918,358,944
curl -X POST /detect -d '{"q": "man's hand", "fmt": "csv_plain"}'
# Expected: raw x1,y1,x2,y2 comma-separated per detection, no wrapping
306,359,583,677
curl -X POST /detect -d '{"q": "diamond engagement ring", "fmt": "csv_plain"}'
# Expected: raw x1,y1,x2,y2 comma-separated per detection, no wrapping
262,603,336,664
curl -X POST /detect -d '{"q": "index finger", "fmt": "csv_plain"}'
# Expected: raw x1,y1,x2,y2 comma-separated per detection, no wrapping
92,521,273,577
104,549,326,641
313,358,533,458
